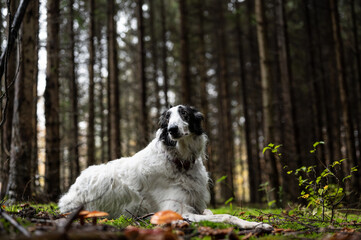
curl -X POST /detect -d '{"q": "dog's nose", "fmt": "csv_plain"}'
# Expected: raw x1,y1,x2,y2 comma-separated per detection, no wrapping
168,125,179,136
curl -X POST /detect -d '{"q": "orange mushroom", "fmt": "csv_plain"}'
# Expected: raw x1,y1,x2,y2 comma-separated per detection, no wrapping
150,210,183,225
84,210,109,225
78,210,90,225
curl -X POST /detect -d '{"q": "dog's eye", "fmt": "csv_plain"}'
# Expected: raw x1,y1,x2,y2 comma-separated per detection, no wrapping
165,112,170,119
180,109,189,120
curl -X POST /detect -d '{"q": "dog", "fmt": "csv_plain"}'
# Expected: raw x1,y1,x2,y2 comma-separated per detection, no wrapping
58,105,272,230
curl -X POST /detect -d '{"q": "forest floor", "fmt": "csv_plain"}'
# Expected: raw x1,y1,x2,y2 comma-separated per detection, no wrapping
0,203,360,240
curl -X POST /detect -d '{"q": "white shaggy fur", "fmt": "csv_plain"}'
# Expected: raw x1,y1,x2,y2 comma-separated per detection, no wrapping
58,105,272,230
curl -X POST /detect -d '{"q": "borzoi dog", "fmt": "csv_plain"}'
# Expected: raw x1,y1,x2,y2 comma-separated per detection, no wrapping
58,105,272,230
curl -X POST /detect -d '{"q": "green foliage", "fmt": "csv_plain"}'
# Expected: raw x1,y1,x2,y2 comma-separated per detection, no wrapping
287,142,358,222
259,181,276,208
262,143,283,157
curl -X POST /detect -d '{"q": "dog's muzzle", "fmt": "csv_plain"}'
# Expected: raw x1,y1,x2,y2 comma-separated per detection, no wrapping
168,125,182,139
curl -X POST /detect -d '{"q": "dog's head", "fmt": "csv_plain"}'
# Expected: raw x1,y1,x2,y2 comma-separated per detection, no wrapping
159,105,204,146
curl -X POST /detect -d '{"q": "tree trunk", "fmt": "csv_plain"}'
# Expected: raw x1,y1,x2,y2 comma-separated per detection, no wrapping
196,0,215,207
68,0,80,183
303,0,325,165
160,0,169,107
235,1,260,204
137,0,149,148
215,0,235,201
6,0,38,202
313,0,338,166
45,0,61,201
107,0,121,160
87,0,96,166
255,0,280,204
97,36,107,163
350,0,361,163
0,0,16,198
275,0,300,202
179,0,191,105
149,0,161,117
246,0,263,203
329,0,359,190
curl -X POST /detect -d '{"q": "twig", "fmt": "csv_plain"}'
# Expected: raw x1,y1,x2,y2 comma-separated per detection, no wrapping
0,208,31,237
61,205,84,233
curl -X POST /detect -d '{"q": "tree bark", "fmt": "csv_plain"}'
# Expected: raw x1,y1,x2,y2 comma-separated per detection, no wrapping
214,0,235,201
45,0,61,201
329,0,359,190
6,0,38,202
87,0,96,166
68,0,80,182
0,0,16,198
149,0,161,117
350,0,361,163
275,0,300,201
255,0,280,204
179,0,191,105
196,0,214,207
107,0,121,160
303,0,326,165
160,0,169,107
235,1,261,204
137,0,149,148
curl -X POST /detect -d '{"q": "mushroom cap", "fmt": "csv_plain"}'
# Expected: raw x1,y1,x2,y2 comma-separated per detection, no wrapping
150,210,183,224
84,210,109,218
78,210,90,216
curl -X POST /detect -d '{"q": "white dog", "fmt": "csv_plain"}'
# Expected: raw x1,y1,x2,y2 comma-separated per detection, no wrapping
58,105,272,230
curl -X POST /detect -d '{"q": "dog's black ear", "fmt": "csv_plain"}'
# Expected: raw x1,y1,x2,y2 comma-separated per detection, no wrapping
188,106,204,135
159,110,169,128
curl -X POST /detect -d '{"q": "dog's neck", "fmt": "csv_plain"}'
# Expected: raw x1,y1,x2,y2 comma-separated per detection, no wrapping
157,129,207,171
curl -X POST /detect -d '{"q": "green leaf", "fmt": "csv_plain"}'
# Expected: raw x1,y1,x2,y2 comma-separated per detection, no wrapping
217,176,227,183
287,170,293,175
225,197,233,205
343,175,352,182
262,147,271,154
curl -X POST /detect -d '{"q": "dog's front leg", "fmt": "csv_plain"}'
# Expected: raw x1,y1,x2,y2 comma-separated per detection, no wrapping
182,213,273,230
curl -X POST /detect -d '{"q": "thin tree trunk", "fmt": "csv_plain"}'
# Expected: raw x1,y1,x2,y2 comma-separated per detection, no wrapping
196,0,214,207
6,0,38,202
313,0,337,166
68,0,80,182
329,0,359,190
215,0,234,201
107,0,121,160
246,0,263,203
45,0,61,201
0,0,16,198
149,0,161,117
235,1,260,204
275,0,300,201
160,0,169,107
303,0,325,165
255,0,280,204
97,36,107,163
350,0,361,162
137,0,148,148
87,0,96,166
179,0,191,105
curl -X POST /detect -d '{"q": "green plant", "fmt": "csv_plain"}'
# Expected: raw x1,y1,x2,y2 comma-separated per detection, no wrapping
259,181,276,208
287,142,358,222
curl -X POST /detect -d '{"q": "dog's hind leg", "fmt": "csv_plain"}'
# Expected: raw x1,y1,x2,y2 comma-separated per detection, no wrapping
182,213,273,230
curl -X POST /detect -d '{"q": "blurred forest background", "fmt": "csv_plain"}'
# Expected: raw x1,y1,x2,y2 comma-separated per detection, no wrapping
0,0,360,208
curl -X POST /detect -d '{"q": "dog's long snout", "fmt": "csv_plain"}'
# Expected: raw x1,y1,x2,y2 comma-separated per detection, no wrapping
168,125,179,137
